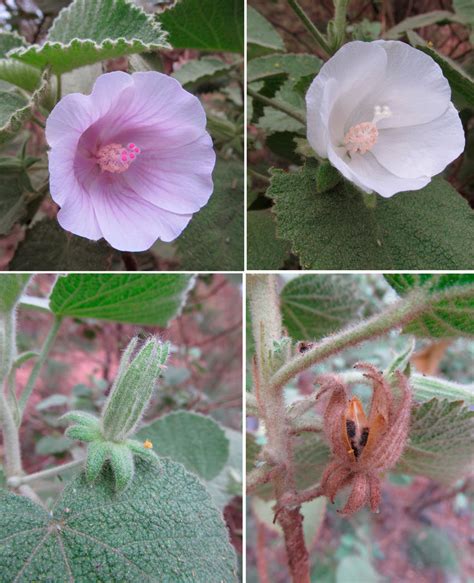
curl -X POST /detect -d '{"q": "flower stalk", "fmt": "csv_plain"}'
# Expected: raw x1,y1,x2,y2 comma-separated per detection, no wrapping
287,0,332,56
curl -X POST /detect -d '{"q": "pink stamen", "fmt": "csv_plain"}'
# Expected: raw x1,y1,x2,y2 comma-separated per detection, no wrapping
96,142,141,173
128,143,135,149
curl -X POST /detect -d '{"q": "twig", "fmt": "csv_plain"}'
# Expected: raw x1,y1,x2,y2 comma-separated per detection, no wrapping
247,87,306,126
287,0,332,56
7,458,84,487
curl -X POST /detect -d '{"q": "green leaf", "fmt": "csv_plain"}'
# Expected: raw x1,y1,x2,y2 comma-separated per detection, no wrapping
36,394,69,411
0,459,237,581
280,274,367,341
385,274,474,337
0,69,48,143
411,375,474,403
247,210,291,270
0,32,26,58
0,59,43,92
247,6,285,53
160,0,244,53
336,556,380,583
205,427,242,510
0,274,30,312
0,166,35,235
8,0,170,75
137,411,230,481
408,528,459,571
268,160,474,269
171,57,231,88
385,11,459,39
257,79,305,134
453,0,474,23
9,219,122,271
35,435,73,455
176,159,244,270
247,53,321,83
407,31,474,108
347,19,381,41
397,398,474,484
50,273,194,325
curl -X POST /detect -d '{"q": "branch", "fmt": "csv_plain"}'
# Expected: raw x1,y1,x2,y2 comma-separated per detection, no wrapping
18,315,63,416
7,458,84,487
269,290,426,392
247,87,306,125
287,0,332,55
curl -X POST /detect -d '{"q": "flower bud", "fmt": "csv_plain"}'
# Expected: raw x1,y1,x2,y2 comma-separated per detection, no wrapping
101,337,169,441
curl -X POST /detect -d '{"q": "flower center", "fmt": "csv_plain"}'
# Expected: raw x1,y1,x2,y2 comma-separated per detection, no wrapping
344,105,392,155
96,142,141,173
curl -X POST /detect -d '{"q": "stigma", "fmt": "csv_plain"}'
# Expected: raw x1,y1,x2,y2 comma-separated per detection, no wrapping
96,142,141,173
344,105,392,155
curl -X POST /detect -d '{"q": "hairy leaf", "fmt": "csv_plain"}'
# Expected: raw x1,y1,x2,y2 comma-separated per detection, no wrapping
0,460,237,581
160,0,244,53
172,57,231,88
0,32,26,58
385,274,474,337
0,274,30,312
8,0,170,74
137,411,230,481
280,274,367,341
50,273,194,325
176,159,244,270
247,210,291,270
0,166,35,235
385,11,459,39
247,6,285,53
397,399,474,484
258,79,305,134
268,160,474,269
205,427,242,510
247,53,321,83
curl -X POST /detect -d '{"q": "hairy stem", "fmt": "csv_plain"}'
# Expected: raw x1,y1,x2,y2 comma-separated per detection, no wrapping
248,275,310,583
287,0,332,55
7,458,84,487
18,316,63,416
333,0,349,48
0,313,22,477
247,87,306,125
269,290,426,392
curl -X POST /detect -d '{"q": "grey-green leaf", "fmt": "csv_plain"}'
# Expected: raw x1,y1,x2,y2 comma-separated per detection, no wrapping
137,411,230,481
160,0,244,53
397,399,474,484
176,159,244,270
385,274,474,337
247,6,285,52
8,0,170,74
280,274,367,341
49,273,194,325
0,459,237,582
268,160,474,269
247,210,291,270
247,53,321,83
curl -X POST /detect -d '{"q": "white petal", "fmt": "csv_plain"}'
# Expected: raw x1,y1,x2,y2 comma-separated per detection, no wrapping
369,40,452,129
372,103,465,179
306,41,387,154
345,151,431,197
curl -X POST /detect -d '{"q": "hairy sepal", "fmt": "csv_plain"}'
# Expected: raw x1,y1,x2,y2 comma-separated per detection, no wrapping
109,443,135,492
60,410,100,427
85,441,109,483
65,423,102,442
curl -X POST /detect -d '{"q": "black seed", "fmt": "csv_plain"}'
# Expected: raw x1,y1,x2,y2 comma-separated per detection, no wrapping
346,420,356,439
359,427,369,447
352,445,360,459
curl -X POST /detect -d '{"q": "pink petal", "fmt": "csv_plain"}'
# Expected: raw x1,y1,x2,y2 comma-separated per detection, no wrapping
46,93,94,147
90,176,193,251
56,182,102,241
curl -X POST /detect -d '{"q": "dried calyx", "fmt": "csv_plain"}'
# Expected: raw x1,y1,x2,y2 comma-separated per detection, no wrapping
317,362,412,515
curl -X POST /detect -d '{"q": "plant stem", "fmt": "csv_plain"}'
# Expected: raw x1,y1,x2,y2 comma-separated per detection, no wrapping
56,73,62,102
0,313,22,477
287,0,332,56
18,316,63,416
247,87,306,125
248,275,310,583
7,458,84,487
333,0,350,48
269,290,427,392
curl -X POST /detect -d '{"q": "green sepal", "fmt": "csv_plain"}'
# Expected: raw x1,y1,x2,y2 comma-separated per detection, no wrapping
101,337,170,441
65,423,102,443
85,441,109,483
108,443,135,492
315,161,341,193
60,410,100,427
126,439,160,464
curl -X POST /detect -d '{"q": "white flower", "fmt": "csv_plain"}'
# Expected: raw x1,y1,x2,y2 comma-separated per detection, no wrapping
306,40,465,198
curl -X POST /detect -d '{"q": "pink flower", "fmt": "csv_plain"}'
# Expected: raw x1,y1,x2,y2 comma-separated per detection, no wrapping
46,71,215,251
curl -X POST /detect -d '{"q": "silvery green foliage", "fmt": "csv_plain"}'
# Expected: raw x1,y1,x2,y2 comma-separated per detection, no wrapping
62,336,168,491
0,274,30,313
